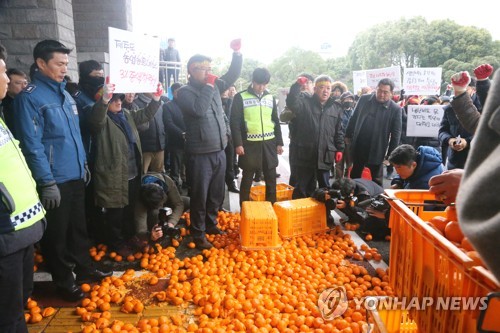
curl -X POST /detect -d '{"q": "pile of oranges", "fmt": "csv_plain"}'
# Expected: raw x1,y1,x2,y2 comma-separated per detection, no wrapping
426,206,485,267
29,210,394,332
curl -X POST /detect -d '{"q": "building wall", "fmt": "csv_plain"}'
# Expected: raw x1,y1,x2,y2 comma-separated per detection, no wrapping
73,0,133,72
0,0,133,80
0,0,78,77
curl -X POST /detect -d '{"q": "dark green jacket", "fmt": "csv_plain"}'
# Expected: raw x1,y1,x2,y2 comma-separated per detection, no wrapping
88,99,161,207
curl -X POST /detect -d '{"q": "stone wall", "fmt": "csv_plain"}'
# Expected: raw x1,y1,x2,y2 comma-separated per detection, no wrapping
0,0,133,80
72,0,133,73
0,0,78,78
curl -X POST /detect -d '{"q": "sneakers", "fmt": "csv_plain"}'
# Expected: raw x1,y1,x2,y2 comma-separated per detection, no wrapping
194,237,213,250
75,269,113,285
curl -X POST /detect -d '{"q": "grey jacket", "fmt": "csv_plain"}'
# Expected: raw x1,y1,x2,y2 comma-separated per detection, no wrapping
457,73,500,282
177,53,242,154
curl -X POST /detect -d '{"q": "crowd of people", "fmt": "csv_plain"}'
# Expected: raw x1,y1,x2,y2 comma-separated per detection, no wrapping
1,36,499,332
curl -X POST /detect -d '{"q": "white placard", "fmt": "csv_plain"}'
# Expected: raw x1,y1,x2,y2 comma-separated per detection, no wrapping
406,105,444,137
365,66,402,91
353,70,367,95
403,67,442,95
108,27,159,93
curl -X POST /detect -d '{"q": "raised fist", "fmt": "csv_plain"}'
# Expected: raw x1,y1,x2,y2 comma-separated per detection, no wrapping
297,76,309,85
230,39,241,52
152,82,164,102
206,73,219,86
450,71,471,95
335,152,343,163
474,64,493,80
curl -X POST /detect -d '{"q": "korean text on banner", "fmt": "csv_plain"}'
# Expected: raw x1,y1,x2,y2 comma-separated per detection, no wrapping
108,27,159,93
403,67,442,96
365,66,402,91
406,104,444,137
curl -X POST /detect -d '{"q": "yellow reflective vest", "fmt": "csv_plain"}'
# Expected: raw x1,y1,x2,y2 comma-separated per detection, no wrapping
241,91,275,141
0,119,44,233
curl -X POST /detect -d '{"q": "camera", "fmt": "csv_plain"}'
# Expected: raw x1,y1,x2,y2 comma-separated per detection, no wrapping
157,207,181,240
312,188,358,210
358,195,389,212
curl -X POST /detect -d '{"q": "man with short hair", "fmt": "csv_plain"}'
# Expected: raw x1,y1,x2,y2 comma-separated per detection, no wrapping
388,144,444,189
231,68,284,204
0,42,46,333
345,78,402,186
13,40,111,302
0,68,28,137
176,39,242,249
286,75,344,198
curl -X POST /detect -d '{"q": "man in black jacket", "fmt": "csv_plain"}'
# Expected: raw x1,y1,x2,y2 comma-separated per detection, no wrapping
286,75,344,198
345,78,402,186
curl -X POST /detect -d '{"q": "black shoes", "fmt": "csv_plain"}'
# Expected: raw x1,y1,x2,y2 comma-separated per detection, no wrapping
206,226,225,235
75,269,113,285
227,181,240,193
194,237,213,250
57,285,85,302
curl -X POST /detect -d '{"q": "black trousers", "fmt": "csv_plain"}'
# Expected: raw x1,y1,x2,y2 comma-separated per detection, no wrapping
187,150,226,239
224,138,236,186
293,167,329,199
0,245,33,333
351,161,383,186
104,176,140,248
41,179,93,289
169,148,186,188
239,151,277,204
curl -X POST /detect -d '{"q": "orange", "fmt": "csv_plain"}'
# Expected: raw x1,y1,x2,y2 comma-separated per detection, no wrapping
81,283,91,293
466,251,485,266
461,237,475,251
444,220,464,243
42,307,56,317
428,216,448,233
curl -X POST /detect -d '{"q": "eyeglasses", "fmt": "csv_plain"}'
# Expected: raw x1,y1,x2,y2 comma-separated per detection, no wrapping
194,67,212,73
377,88,392,96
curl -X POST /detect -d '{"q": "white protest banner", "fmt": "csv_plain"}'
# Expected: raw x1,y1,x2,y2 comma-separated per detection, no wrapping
108,27,159,93
403,67,442,95
353,70,367,95
406,105,444,137
365,66,402,91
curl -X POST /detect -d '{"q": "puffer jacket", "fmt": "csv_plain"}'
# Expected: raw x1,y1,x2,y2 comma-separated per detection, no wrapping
391,146,444,189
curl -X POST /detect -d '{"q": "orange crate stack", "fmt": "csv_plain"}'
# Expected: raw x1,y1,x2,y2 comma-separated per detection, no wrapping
250,183,294,202
239,201,282,250
384,189,500,333
273,198,327,239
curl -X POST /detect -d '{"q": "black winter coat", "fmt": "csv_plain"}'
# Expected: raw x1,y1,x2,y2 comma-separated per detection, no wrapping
286,82,345,170
345,94,402,164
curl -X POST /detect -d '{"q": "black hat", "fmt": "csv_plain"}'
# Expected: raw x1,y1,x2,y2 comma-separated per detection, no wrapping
340,91,355,102
110,93,125,101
